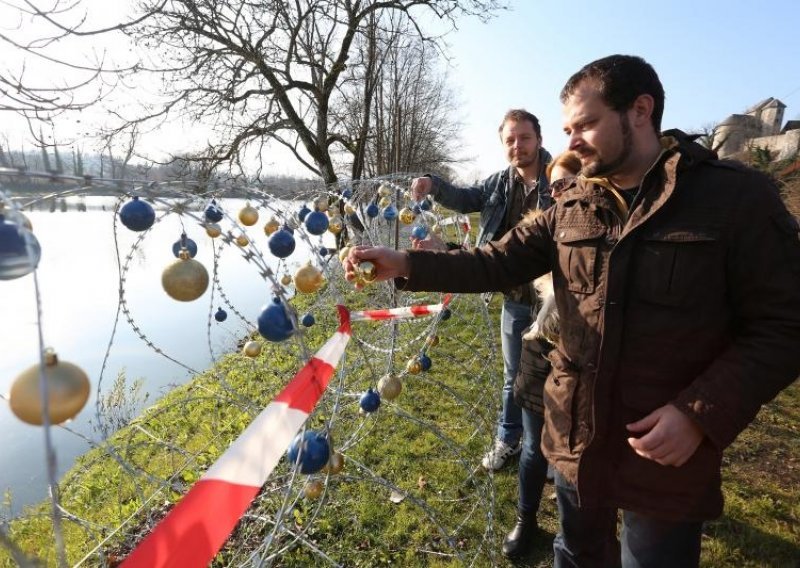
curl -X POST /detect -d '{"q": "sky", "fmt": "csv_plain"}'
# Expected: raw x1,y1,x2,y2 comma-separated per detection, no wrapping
2,0,799,181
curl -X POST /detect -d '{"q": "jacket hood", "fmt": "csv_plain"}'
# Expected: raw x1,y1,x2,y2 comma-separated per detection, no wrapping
661,128,718,171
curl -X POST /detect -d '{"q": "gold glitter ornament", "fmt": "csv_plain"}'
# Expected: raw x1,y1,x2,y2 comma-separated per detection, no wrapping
304,479,324,499
378,184,393,197
358,261,377,283
399,207,415,225
161,249,210,301
264,217,280,235
205,223,222,238
344,204,356,215
378,195,392,208
238,203,259,226
243,340,262,357
281,274,292,286
377,374,402,401
426,335,440,348
294,262,325,294
338,246,352,263
9,349,90,426
235,234,249,247
406,357,422,375
328,216,343,234
324,452,345,474
314,195,329,212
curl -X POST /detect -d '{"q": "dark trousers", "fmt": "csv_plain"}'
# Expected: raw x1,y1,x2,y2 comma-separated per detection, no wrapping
519,408,549,516
553,472,703,568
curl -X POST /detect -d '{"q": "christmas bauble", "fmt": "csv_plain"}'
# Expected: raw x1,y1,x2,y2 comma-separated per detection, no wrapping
338,246,352,263
242,340,262,357
257,297,294,342
412,204,422,215
305,211,329,235
319,247,329,257
238,203,259,226
420,198,432,211
301,313,315,327
119,197,155,232
382,205,398,221
366,203,379,218
214,308,228,322
264,217,280,236
341,188,353,199
205,223,222,238
378,184,393,197
171,235,198,258
0,214,41,280
399,207,415,225
430,223,442,235
304,479,324,499
419,353,432,371
162,251,210,302
314,195,329,212
378,195,391,209
426,335,440,348
298,204,311,222
406,357,422,375
358,261,377,283
324,451,345,474
294,262,325,294
327,216,343,234
235,234,249,247
204,201,224,223
411,225,428,240
9,349,90,426
287,430,331,474
440,308,452,321
377,374,402,401
344,204,356,215
268,229,296,258
359,388,381,413
281,274,292,286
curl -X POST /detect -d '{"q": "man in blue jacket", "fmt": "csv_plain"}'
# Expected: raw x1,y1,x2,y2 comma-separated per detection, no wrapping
410,109,553,470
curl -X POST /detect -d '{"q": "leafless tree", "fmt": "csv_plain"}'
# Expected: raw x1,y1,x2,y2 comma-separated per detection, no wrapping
693,122,728,155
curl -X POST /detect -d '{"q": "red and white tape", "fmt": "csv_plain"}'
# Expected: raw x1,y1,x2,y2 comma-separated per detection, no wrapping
350,295,452,322
123,305,352,568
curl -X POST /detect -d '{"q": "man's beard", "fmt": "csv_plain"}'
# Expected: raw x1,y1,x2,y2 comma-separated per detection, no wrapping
582,114,632,178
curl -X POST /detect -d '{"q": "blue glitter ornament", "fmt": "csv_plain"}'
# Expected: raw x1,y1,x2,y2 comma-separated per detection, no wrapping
382,204,398,221
171,235,198,258
366,203,380,218
359,388,381,413
301,313,315,327
257,297,294,341
298,204,311,222
204,201,224,223
214,308,228,322
411,225,428,240
119,197,155,232
268,229,296,258
305,211,329,235
0,214,41,280
287,430,331,474
419,353,432,371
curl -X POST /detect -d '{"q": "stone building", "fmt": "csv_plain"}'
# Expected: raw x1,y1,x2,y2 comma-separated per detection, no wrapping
716,97,800,160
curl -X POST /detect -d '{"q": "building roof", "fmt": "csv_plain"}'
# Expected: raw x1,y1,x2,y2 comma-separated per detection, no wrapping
745,97,787,114
782,120,800,133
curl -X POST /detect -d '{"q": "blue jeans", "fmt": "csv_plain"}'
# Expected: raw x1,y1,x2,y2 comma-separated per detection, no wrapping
519,409,548,516
553,472,703,568
497,299,532,446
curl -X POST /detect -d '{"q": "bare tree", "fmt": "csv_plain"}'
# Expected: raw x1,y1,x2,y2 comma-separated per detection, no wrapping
694,122,728,155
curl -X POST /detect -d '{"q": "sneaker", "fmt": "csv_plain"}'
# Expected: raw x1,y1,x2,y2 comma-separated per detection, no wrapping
481,439,521,470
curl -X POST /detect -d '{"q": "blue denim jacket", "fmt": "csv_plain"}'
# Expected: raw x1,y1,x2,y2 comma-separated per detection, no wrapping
427,148,553,245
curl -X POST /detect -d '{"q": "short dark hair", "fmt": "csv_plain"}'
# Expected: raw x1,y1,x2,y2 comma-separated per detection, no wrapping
560,55,664,133
499,109,542,139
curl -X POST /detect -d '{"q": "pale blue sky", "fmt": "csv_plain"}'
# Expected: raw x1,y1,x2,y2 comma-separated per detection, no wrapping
444,0,800,179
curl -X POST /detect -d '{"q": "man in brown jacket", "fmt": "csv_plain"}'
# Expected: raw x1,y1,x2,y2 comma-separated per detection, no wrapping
344,54,800,567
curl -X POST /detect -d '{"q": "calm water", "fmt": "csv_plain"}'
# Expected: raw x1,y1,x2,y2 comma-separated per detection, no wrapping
1,197,316,515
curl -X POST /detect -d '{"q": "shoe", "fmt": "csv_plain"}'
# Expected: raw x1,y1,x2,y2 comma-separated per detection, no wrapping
481,439,521,471
502,513,538,559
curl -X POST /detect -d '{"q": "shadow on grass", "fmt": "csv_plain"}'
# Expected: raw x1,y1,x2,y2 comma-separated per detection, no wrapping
703,515,800,567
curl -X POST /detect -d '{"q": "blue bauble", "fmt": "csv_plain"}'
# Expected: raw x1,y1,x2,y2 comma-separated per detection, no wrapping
0,214,41,280
287,430,331,474
420,199,432,211
298,204,311,222
319,247,329,257
214,308,228,322
204,202,224,223
119,197,155,232
282,224,295,235
440,308,452,321
411,225,428,240
301,313,315,327
257,297,294,341
171,236,198,258
342,188,353,199
419,353,432,372
366,203,380,218
412,204,422,215
305,211,329,235
382,205,398,221
359,388,381,413
268,229,296,258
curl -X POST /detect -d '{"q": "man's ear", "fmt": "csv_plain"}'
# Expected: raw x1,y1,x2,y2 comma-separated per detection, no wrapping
630,94,655,128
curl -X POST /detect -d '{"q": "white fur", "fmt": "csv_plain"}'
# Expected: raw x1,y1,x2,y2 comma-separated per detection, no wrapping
523,272,559,343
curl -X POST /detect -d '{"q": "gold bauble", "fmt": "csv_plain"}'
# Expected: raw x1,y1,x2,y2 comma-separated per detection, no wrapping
264,217,280,235
358,261,377,283
243,340,262,358
236,234,249,247
399,207,415,225
378,195,391,208
304,479,324,499
430,223,442,235
426,335,440,348
281,274,292,286
377,374,402,401
10,349,90,426
205,223,222,238
406,357,422,375
162,251,210,301
325,452,345,474
294,262,325,294
338,246,352,263
315,195,329,212
238,204,259,226
344,204,356,215
328,217,343,235
378,184,393,197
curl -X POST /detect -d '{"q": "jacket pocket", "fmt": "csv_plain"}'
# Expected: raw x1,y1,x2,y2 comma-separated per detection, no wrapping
543,349,582,454
554,226,605,294
633,227,720,306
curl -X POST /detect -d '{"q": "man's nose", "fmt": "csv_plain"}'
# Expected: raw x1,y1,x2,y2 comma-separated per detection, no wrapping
568,132,583,151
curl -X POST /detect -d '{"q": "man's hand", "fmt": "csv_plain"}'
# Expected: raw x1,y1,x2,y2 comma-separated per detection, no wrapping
411,234,447,251
343,245,410,288
626,404,705,467
410,177,433,202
